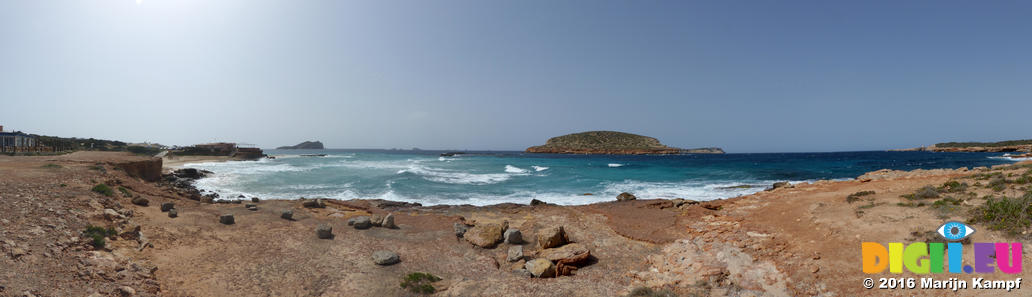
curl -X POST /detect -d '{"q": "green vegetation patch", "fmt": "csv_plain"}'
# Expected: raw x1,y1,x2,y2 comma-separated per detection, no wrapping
901,186,941,200
41,163,63,169
82,226,117,249
846,190,876,204
117,186,133,198
969,194,1032,235
91,184,114,197
400,272,441,294
940,181,969,193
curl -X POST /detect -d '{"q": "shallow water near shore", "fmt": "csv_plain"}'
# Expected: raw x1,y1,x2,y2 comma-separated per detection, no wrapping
184,150,1016,206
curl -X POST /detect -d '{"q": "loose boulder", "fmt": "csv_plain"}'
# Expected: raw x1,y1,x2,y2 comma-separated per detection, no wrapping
538,243,590,262
280,210,294,220
537,226,568,249
771,181,792,190
316,224,333,239
503,228,523,244
530,199,547,206
219,214,235,225
464,222,507,248
301,199,325,208
382,213,397,229
507,245,524,262
160,202,174,212
525,258,556,278
245,204,258,211
371,250,400,265
453,222,469,238
350,216,372,229
251,197,260,203
168,208,178,218
616,192,636,201
370,214,384,227
131,197,150,206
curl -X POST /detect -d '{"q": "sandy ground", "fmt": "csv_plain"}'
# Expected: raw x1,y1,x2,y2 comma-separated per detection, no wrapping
2,152,1031,296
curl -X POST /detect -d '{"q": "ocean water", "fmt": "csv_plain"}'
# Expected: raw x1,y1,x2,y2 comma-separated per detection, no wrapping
184,150,1019,206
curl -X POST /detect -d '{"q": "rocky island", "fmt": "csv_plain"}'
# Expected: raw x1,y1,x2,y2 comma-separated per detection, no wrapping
894,139,1032,153
526,131,724,155
276,141,324,150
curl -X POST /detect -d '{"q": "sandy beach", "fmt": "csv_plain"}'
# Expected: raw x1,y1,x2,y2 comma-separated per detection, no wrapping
1,151,1030,296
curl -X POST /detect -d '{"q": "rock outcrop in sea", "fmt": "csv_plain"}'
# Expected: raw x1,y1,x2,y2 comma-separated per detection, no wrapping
276,141,325,150
525,131,723,155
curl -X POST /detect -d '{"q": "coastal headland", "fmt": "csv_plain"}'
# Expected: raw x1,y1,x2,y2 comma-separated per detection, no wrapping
1,151,1030,296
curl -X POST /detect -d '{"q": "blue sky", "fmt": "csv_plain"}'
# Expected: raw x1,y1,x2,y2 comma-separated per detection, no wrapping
1,1,1030,152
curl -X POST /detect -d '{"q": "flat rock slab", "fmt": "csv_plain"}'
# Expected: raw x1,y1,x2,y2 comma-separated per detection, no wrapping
465,223,507,248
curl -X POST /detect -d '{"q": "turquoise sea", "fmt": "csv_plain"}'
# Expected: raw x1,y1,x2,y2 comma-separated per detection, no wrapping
184,150,1022,206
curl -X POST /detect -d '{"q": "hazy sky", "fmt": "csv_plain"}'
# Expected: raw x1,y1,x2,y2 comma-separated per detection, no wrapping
2,1,1030,152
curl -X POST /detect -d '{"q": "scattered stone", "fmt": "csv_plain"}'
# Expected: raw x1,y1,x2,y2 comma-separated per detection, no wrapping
503,228,523,244
464,222,508,248
103,209,124,221
280,210,294,220
200,196,214,204
537,226,568,249
382,213,397,229
454,222,469,238
251,197,260,203
316,224,333,239
512,268,532,278
370,214,384,227
245,204,258,211
117,286,136,296
371,250,400,265
219,214,235,225
168,208,178,218
530,199,547,206
301,199,325,208
350,216,372,229
538,243,590,262
525,258,556,278
507,245,524,262
131,197,149,206
160,202,174,212
616,192,636,201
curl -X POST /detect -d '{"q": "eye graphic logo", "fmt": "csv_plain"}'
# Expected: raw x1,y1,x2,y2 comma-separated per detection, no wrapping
937,221,975,241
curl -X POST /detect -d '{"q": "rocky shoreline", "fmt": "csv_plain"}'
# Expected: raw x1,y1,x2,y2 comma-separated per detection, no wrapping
2,151,1031,296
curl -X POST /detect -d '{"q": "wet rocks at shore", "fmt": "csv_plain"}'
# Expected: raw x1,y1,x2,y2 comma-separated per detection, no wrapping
616,192,637,201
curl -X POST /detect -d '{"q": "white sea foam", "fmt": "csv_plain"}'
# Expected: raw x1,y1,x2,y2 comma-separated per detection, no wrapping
532,166,549,172
505,165,529,173
397,165,522,185
989,156,1032,162
608,163,624,167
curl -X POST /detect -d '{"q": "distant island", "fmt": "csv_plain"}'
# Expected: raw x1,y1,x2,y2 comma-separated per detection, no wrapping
894,139,1032,153
276,141,325,150
525,131,724,155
